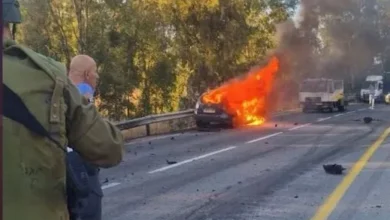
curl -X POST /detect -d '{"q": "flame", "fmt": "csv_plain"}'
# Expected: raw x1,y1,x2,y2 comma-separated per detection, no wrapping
202,56,279,127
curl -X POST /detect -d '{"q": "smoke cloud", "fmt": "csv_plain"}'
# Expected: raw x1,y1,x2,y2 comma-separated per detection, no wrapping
274,0,387,86
265,0,390,112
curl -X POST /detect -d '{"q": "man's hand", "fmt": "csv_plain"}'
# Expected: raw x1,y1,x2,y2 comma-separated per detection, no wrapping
84,93,93,103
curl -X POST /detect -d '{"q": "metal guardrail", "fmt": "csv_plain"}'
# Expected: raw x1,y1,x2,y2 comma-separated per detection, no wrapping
116,109,194,135
115,106,301,136
115,94,359,137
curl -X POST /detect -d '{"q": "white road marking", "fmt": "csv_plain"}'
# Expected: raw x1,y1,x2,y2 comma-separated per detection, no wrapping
357,108,366,111
345,110,356,114
148,146,237,174
101,182,121,190
288,123,312,131
334,114,343,117
246,132,284,144
317,117,332,122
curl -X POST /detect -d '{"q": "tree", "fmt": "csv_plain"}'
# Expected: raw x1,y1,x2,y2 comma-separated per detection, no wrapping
18,0,297,120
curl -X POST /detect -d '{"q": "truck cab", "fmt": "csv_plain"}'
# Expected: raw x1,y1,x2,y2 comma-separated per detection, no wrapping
299,78,346,112
360,75,384,103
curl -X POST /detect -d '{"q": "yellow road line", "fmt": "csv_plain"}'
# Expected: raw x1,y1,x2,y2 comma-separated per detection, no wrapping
310,127,390,220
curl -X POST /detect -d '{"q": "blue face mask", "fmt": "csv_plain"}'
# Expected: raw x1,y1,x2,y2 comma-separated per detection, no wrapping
76,83,94,102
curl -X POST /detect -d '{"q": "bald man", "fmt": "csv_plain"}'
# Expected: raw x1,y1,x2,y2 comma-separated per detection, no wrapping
69,55,99,102
67,55,103,220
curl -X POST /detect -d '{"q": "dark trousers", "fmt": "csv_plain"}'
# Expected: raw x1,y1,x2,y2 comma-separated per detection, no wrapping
67,151,103,220
78,169,103,220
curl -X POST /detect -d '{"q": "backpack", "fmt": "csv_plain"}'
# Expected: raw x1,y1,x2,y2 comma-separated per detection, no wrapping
3,83,102,220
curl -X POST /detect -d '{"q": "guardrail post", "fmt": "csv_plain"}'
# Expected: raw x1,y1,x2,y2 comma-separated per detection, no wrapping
146,124,151,136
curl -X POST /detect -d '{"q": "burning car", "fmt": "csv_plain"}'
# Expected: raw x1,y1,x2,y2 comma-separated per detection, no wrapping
194,57,280,129
194,95,234,128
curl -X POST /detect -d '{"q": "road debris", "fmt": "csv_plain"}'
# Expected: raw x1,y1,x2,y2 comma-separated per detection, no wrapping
363,117,373,124
166,159,177,165
323,164,346,175
294,122,298,125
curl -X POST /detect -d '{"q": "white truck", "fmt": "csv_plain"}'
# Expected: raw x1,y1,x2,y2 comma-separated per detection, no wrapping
360,75,384,103
299,78,347,113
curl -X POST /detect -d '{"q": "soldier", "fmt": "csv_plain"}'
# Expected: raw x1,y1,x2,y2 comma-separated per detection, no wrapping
3,1,124,220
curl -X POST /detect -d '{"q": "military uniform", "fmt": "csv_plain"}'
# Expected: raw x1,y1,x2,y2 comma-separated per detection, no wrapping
3,38,124,220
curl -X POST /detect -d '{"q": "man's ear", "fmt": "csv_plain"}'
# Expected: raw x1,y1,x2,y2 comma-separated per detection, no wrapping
84,70,89,79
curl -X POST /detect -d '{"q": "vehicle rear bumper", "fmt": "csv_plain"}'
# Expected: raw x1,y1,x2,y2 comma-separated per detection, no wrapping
194,114,233,124
301,102,334,109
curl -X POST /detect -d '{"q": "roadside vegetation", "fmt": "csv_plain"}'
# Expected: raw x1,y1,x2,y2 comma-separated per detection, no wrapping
18,0,390,121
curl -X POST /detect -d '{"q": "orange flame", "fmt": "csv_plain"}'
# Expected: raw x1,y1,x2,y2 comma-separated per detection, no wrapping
202,56,280,127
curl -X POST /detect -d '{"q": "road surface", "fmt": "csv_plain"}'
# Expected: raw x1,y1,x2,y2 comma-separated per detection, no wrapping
100,103,390,220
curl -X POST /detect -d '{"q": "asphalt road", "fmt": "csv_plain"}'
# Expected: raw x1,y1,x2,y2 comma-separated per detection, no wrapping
100,103,390,220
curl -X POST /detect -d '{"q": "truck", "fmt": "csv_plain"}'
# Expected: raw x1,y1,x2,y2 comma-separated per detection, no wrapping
359,75,384,103
299,78,347,113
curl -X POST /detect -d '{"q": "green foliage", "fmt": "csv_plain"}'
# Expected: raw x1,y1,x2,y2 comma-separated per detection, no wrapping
18,0,297,120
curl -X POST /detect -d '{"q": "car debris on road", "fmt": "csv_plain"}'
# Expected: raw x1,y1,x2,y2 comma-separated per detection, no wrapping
323,164,346,175
166,159,178,165
363,116,373,124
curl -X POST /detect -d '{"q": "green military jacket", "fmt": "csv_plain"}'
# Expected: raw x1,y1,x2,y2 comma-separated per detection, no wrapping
3,39,124,220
